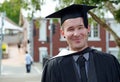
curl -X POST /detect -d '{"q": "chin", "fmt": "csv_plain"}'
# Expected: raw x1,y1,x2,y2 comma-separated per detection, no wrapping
73,45,86,51
72,46,82,51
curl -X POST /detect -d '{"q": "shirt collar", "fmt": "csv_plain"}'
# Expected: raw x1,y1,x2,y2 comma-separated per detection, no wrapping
73,52,89,62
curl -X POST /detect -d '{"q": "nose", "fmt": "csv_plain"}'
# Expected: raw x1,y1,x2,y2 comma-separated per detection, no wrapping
73,30,80,36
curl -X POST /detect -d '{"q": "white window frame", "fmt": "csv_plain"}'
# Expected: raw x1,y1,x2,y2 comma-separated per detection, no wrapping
88,23,100,41
39,19,47,41
106,19,120,41
39,47,48,63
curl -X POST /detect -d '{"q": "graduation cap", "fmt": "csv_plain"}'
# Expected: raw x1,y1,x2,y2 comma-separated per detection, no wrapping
46,4,97,28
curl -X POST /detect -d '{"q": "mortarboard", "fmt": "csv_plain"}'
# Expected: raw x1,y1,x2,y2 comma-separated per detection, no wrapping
46,4,97,28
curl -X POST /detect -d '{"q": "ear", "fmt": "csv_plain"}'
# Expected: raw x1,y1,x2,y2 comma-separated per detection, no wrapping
60,29,66,38
60,29,64,36
87,25,91,33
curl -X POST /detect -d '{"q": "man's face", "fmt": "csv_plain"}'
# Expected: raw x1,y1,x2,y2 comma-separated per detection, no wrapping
61,17,90,51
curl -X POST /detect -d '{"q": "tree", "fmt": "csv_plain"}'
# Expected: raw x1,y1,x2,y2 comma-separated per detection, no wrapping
55,0,120,60
0,0,43,24
0,0,21,24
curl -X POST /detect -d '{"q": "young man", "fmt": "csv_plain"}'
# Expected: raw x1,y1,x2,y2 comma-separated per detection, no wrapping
25,51,33,73
41,4,120,82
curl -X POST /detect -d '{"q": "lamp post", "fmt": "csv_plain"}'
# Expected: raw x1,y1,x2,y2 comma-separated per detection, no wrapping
0,12,5,75
49,19,53,57
106,30,109,53
28,19,34,57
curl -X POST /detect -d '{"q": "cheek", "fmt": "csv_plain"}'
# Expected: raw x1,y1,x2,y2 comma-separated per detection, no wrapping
80,30,88,38
64,31,73,38
83,31,88,36
81,29,88,35
65,34,71,39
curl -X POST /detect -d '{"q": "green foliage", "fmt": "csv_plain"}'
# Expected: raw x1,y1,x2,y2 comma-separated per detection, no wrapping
0,0,42,24
118,48,120,62
23,0,41,10
115,9,120,23
89,18,97,25
0,0,21,24
52,18,58,23
110,0,120,5
34,19,40,29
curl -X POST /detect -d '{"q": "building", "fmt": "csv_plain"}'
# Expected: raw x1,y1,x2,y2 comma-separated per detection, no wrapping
33,18,119,63
0,14,23,45
0,14,23,59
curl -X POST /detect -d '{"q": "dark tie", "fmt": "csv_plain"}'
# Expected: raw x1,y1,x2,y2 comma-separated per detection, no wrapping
77,56,87,82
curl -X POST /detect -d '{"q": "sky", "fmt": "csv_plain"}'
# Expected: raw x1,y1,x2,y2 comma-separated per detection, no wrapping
40,0,58,17
22,0,58,18
0,0,4,3
0,0,58,18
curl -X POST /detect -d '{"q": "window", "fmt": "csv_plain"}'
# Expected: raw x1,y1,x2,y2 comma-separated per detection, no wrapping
39,47,48,63
88,23,100,41
39,19,47,41
93,26,99,37
107,19,120,41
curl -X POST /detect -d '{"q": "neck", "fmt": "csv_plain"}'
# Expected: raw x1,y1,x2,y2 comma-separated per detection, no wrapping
69,46,88,52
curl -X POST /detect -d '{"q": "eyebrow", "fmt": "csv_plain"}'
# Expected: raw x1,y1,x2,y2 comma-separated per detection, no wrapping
73,25,84,28
78,24,84,26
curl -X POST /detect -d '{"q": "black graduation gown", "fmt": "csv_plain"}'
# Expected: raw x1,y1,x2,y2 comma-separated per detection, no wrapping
41,49,120,82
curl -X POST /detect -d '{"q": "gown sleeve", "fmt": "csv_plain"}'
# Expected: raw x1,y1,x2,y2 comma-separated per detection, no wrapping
92,49,120,82
41,59,61,82
112,55,120,79
106,54,120,82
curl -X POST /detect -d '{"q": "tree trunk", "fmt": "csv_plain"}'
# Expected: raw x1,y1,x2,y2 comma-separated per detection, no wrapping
118,48,120,62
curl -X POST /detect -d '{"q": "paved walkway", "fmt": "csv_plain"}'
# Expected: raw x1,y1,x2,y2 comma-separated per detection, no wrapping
0,44,43,82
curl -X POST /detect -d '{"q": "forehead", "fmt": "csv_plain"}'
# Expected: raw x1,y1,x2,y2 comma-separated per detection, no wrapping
62,17,84,28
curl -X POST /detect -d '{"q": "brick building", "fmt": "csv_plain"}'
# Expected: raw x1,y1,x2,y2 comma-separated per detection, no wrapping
33,18,119,62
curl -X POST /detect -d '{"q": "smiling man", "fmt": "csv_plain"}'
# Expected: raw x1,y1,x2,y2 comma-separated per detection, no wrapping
41,4,120,82
61,17,90,51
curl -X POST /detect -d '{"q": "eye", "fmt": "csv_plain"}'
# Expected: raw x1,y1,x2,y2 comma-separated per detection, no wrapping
67,27,74,31
78,25,84,30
